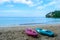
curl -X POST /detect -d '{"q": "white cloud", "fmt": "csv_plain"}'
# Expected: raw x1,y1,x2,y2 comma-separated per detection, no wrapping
0,0,60,9
54,0,60,9
0,0,43,7
12,0,43,7
0,0,10,4
37,0,60,10
30,0,43,7
12,0,33,6
6,4,14,7
37,6,44,10
37,1,56,10
57,5,60,9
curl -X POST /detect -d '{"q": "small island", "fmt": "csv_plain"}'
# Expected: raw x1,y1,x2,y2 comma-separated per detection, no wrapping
46,11,60,18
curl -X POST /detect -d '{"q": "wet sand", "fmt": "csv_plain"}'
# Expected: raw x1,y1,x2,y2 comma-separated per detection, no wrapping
0,24,60,40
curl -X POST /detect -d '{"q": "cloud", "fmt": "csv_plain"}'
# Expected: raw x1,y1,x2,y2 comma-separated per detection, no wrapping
12,0,33,7
0,0,10,4
37,0,56,10
30,0,43,7
36,0,60,10
13,0,33,6
6,4,14,7
54,0,60,9
0,0,43,7
0,0,60,10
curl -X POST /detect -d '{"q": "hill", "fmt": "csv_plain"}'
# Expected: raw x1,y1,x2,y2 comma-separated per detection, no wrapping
46,11,60,18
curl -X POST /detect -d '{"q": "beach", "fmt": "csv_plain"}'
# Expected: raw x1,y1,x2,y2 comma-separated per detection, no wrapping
0,24,60,40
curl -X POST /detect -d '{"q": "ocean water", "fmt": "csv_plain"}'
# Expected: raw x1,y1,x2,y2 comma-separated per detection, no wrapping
0,17,60,26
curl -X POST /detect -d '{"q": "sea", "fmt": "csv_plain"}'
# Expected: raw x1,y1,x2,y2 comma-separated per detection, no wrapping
0,17,60,26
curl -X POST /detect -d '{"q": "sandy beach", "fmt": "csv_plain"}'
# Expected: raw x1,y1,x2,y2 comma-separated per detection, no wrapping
0,24,60,40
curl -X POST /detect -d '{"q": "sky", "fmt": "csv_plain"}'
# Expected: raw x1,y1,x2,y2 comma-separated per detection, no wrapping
0,0,60,17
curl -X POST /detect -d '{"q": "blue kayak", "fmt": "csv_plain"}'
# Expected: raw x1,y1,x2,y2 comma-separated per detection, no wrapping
35,28,54,37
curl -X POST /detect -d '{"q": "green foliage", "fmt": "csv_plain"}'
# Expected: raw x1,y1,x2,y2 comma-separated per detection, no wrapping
46,11,60,18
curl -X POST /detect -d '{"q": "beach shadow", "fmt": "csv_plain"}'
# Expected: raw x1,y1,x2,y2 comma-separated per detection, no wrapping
37,33,58,38
0,32,2,35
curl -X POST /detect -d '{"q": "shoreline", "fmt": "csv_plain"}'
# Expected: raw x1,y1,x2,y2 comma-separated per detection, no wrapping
0,24,60,40
0,23,60,27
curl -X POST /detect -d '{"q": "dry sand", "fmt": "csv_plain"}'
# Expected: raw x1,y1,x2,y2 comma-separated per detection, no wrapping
0,24,60,40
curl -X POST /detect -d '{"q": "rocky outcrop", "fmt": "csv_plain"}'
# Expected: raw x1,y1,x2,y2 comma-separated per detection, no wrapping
46,11,60,18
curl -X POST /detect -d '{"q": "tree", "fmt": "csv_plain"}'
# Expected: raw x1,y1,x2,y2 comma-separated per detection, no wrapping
46,11,60,18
